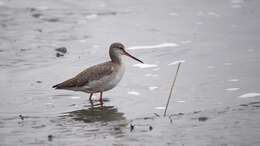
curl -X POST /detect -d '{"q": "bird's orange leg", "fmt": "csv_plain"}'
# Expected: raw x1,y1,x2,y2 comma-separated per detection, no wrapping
99,92,103,106
89,93,93,101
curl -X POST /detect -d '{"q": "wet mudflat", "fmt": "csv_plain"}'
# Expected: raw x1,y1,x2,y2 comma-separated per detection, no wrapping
1,0,260,145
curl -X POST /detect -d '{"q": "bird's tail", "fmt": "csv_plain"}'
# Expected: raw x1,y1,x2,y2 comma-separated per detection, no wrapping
52,84,60,89
52,78,76,89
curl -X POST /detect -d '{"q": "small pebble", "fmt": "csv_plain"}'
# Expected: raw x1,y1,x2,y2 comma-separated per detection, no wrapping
19,115,24,120
198,116,208,122
149,126,153,131
56,52,64,57
44,18,60,22
55,47,67,54
114,127,120,131
20,48,28,52
48,135,53,141
193,111,202,114
168,116,173,123
32,13,42,18
178,113,184,116
36,81,42,83
130,124,134,132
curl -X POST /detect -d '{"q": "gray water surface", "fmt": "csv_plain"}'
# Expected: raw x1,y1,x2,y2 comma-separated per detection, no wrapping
1,0,260,145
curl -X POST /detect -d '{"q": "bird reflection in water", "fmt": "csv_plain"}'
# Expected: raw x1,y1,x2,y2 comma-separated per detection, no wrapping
64,100,126,123
60,100,127,138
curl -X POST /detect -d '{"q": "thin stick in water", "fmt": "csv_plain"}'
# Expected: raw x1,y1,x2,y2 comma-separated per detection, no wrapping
163,62,181,117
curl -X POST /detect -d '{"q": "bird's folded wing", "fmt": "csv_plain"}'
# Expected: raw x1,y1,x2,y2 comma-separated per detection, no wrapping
53,62,114,89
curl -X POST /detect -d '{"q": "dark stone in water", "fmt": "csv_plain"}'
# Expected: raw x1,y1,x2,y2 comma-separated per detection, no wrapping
36,81,42,83
114,127,120,131
97,11,117,16
56,52,64,57
143,117,154,120
19,115,24,120
240,104,248,107
55,47,67,54
198,116,208,122
177,113,184,116
193,110,202,114
173,112,184,116
48,135,53,141
149,125,153,131
130,124,134,132
44,18,60,22
32,13,42,18
20,48,28,52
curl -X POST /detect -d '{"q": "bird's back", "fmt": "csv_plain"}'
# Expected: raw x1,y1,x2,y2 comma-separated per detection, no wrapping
52,61,120,92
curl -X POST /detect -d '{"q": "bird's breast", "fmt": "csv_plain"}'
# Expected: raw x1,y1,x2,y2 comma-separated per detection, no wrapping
103,64,125,91
83,64,125,92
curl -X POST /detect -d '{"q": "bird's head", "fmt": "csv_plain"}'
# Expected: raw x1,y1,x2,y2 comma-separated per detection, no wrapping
109,42,143,63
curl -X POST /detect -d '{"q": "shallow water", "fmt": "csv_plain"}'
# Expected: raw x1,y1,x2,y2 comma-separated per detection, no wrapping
1,0,260,145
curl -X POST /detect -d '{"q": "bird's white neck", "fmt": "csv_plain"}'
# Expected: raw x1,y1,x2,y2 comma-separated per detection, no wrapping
110,52,124,64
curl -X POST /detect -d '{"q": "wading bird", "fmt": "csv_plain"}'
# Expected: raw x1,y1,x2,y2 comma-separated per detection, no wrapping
53,42,143,105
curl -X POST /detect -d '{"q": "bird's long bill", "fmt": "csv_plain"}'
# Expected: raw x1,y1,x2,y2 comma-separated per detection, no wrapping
124,51,144,63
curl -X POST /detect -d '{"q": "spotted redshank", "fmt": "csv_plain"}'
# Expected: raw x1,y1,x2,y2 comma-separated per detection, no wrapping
52,42,143,104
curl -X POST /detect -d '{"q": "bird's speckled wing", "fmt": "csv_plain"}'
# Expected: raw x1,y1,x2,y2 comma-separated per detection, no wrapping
53,61,115,89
